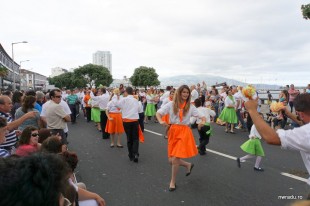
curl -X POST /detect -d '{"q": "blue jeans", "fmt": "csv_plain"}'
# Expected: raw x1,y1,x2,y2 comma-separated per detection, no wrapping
236,109,246,129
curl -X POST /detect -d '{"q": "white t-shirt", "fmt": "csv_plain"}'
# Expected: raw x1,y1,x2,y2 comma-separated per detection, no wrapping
249,125,262,139
277,123,310,185
195,107,216,124
233,91,242,109
41,100,71,133
191,89,199,103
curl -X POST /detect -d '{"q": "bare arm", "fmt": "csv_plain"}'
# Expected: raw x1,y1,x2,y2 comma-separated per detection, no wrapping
63,115,71,122
7,111,37,131
78,188,106,206
105,109,112,120
245,100,281,145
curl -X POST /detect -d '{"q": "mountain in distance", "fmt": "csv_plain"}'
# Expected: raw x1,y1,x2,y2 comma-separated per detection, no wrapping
159,74,281,90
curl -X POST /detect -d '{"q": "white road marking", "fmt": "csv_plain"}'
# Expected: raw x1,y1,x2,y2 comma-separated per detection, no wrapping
280,173,308,183
144,129,163,136
145,128,308,183
205,149,236,160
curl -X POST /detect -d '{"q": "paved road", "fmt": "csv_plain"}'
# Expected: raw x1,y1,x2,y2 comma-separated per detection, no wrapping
68,116,308,206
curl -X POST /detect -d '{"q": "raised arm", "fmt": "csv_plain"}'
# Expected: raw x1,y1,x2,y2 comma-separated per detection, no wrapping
245,100,281,145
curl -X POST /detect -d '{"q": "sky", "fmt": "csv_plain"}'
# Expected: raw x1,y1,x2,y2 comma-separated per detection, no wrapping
1,0,310,86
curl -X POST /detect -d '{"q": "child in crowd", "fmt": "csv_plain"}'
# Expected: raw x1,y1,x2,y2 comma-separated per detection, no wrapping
236,113,265,171
193,99,216,155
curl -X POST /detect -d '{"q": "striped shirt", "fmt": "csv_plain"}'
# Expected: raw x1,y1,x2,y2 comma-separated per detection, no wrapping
0,148,10,157
0,112,17,148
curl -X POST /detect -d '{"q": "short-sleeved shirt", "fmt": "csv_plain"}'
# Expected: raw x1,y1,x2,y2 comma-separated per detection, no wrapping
233,92,242,109
45,101,68,129
34,102,42,113
191,89,199,103
277,123,310,185
67,94,79,105
0,112,17,148
41,100,71,133
157,101,203,125
15,108,40,131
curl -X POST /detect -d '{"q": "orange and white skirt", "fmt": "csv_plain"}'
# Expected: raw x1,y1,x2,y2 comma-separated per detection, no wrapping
167,124,198,158
105,113,125,134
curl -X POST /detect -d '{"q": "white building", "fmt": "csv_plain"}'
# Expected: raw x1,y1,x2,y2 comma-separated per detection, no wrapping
50,67,68,77
92,51,112,73
20,69,48,91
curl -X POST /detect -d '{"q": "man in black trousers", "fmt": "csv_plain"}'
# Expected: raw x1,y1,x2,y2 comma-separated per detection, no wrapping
116,87,140,162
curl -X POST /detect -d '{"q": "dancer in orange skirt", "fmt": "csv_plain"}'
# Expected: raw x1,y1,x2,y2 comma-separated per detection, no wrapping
156,85,206,191
106,91,125,148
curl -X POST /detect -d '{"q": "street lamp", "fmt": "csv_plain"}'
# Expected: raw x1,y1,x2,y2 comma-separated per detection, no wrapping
12,41,28,91
20,60,30,68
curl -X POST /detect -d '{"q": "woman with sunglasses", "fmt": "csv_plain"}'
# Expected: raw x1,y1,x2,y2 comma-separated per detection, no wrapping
15,126,41,157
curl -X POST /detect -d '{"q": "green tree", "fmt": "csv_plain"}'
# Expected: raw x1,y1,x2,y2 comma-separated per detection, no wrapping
301,4,310,20
48,72,87,89
130,66,160,89
74,64,113,88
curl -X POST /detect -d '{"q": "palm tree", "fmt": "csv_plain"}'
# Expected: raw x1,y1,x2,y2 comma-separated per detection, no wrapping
0,65,8,77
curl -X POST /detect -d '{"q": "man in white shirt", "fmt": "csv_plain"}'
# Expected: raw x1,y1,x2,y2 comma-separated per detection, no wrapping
190,85,199,103
41,89,71,144
160,86,172,102
91,88,110,139
245,93,310,187
116,87,140,163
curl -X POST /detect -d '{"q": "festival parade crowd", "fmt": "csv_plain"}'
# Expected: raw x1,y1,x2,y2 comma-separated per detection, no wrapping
0,82,310,205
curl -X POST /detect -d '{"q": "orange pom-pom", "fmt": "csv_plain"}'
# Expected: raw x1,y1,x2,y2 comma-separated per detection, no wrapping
242,85,256,100
270,102,285,112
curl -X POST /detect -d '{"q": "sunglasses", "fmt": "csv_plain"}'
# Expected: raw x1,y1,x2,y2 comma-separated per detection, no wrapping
31,133,39,137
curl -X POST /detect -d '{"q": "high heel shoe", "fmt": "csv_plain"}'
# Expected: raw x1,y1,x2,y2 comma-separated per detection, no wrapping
169,184,177,192
186,164,194,176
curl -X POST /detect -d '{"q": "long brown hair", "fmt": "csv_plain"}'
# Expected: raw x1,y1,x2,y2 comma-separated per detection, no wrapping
22,96,36,113
173,85,190,116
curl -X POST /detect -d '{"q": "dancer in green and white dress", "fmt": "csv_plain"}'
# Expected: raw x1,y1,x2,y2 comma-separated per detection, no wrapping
236,114,265,171
218,90,238,133
144,89,156,123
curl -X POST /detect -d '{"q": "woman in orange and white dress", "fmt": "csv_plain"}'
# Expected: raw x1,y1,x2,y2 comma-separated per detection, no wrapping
105,91,125,148
156,85,206,191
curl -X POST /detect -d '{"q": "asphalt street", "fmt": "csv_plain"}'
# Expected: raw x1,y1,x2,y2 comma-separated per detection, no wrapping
68,115,308,206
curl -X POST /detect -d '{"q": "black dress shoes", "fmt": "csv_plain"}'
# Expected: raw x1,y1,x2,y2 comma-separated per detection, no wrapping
186,164,194,176
169,184,177,192
128,154,134,161
133,154,139,163
254,167,264,172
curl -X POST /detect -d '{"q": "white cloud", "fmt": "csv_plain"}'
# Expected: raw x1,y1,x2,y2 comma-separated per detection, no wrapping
1,0,309,86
